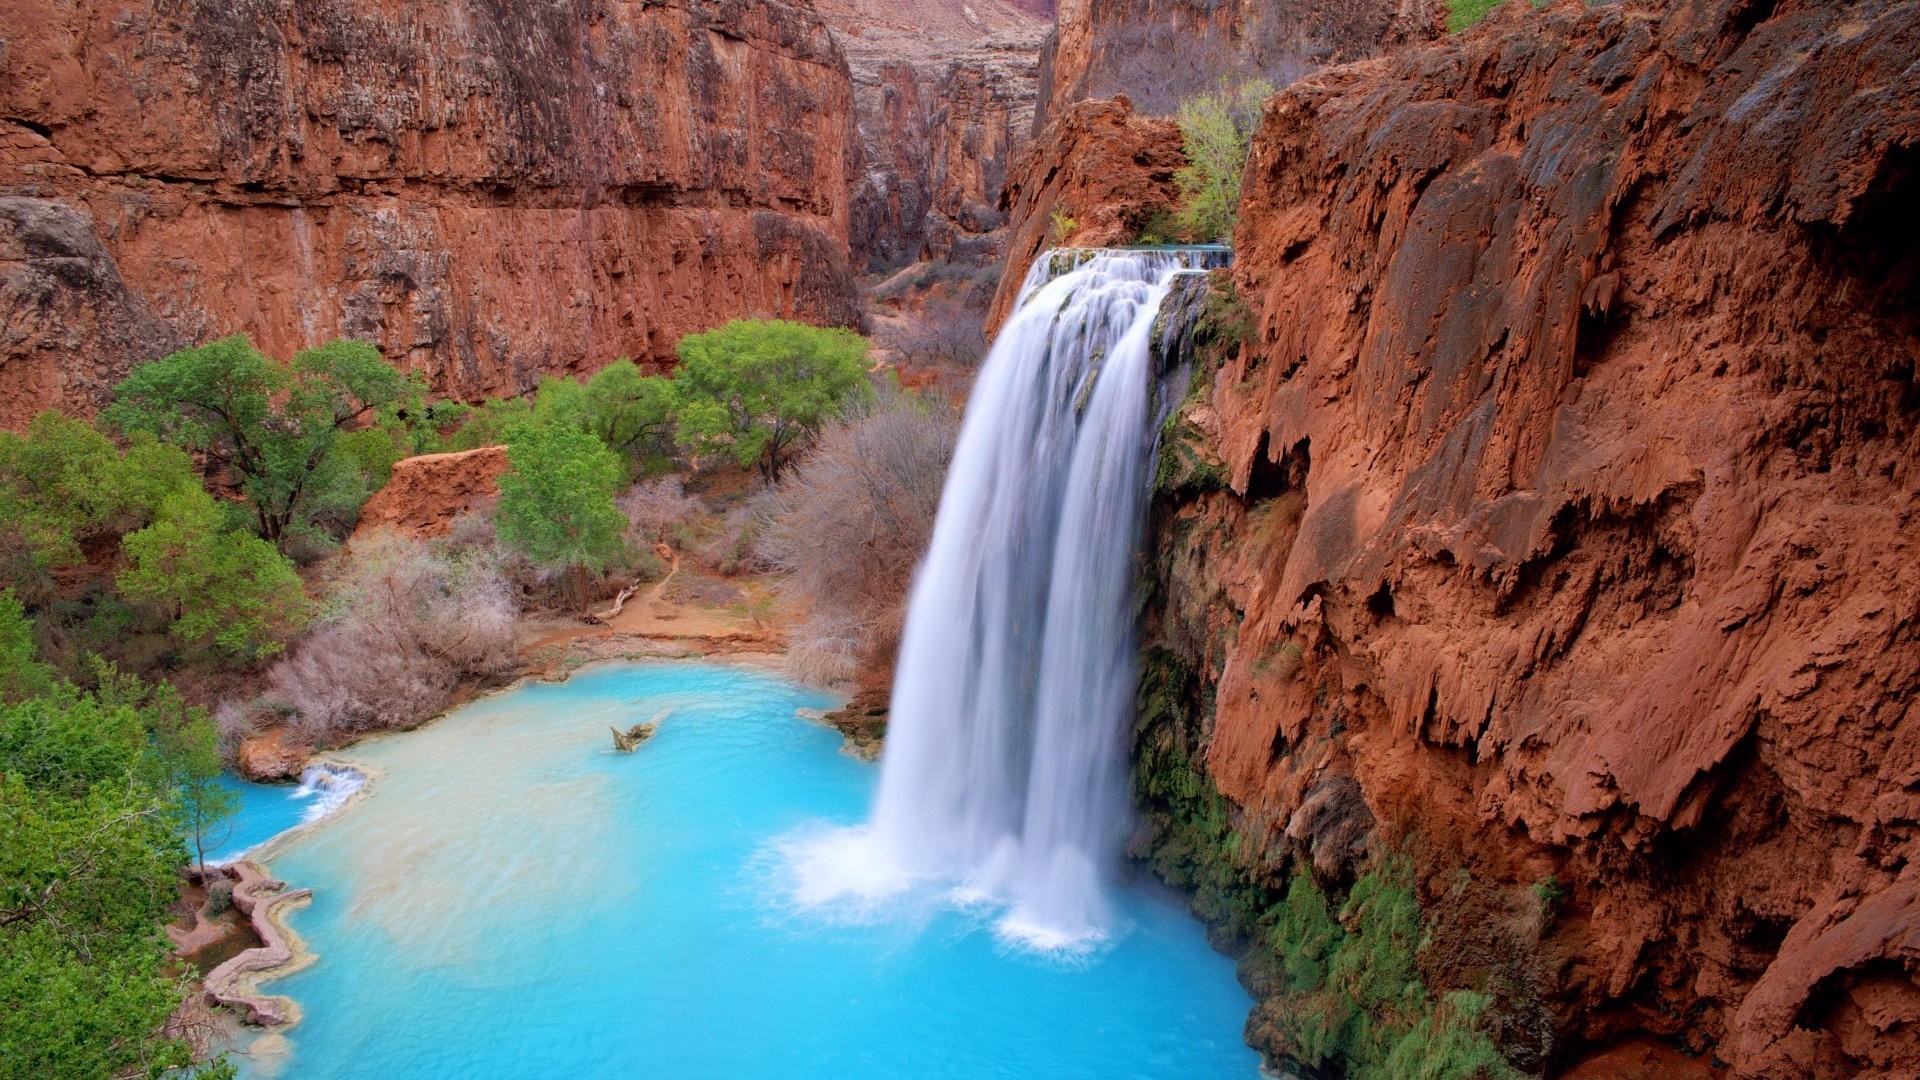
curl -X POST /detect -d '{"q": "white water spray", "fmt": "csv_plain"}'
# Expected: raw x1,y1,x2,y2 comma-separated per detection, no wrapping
790,247,1226,949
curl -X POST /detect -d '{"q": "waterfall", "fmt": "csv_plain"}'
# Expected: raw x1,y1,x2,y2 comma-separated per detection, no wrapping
793,246,1228,949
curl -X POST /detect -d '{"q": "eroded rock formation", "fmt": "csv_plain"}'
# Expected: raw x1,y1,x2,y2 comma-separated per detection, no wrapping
0,0,862,428
1136,0,1919,1074
350,445,507,544
984,97,1186,331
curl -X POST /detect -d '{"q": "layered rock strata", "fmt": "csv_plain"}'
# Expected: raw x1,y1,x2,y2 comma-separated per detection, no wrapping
1135,0,1919,1075
0,0,861,427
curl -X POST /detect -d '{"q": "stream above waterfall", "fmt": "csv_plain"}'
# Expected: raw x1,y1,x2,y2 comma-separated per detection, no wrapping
232,662,1258,1078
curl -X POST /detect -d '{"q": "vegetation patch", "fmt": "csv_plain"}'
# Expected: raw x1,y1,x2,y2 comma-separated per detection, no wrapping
1130,649,1523,1079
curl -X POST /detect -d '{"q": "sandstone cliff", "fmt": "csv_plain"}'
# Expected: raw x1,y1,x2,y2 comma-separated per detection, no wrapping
1036,0,1439,125
1135,0,1919,1075
815,0,1053,271
0,0,862,428
985,97,1186,332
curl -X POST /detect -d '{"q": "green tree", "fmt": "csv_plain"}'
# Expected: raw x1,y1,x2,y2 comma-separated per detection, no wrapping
558,360,677,469
147,693,237,878
1171,80,1272,243
0,686,236,1080
0,413,205,611
116,490,309,661
672,319,872,483
496,422,626,607
103,335,420,546
0,590,54,704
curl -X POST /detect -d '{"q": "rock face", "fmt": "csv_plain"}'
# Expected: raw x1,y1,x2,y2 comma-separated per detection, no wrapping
0,0,862,428
1138,0,1919,1074
984,97,1185,332
350,445,507,544
814,0,1053,270
1036,0,1438,124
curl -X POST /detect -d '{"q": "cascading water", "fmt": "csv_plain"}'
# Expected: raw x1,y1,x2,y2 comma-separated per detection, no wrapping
792,246,1228,949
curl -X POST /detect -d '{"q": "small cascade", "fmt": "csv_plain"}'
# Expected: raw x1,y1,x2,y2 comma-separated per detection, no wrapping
293,763,366,825
800,246,1228,949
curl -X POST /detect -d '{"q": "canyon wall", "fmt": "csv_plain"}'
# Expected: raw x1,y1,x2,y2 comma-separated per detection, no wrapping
985,97,1184,332
0,0,862,428
815,0,1052,271
1036,0,1439,125
1133,0,1919,1075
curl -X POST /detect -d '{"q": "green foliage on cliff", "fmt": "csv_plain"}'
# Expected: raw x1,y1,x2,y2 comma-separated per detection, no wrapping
0,675,237,1079
104,335,426,548
1447,0,1506,32
1171,81,1272,243
495,421,627,592
673,320,873,483
1153,275,1247,496
1131,648,1523,1079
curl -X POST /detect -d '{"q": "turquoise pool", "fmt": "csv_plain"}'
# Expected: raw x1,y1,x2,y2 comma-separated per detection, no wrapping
234,662,1259,1078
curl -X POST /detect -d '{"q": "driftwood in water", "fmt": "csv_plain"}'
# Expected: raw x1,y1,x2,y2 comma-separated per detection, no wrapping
609,722,655,752
586,584,640,625
610,709,670,752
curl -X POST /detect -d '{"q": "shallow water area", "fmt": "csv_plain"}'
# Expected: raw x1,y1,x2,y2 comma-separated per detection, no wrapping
236,662,1258,1079
212,765,365,864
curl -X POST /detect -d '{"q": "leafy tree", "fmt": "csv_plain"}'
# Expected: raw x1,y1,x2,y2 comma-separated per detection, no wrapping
103,335,421,546
673,319,873,483
496,422,626,607
148,695,236,878
0,414,205,612
444,394,533,452
0,685,236,1080
1171,80,1272,243
542,360,677,470
0,590,54,704
116,490,309,661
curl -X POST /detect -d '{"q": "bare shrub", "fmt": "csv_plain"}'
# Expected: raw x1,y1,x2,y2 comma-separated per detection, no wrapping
785,609,868,685
262,537,519,746
890,294,989,368
619,476,703,547
760,394,958,682
696,498,775,576
213,699,256,758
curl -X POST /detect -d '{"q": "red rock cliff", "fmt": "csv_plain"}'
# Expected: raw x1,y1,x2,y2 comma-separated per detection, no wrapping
815,0,1052,270
1141,0,1918,1074
1036,0,1438,125
0,0,862,428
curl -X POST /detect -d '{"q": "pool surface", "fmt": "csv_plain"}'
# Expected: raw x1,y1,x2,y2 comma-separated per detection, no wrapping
236,662,1259,1079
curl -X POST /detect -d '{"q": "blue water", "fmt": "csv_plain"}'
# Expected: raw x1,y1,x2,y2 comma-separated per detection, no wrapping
210,768,365,865
237,663,1258,1079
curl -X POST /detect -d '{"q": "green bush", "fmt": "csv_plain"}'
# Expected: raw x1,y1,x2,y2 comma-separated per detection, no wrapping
1171,80,1272,243
0,590,54,703
1447,0,1505,32
672,319,872,483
